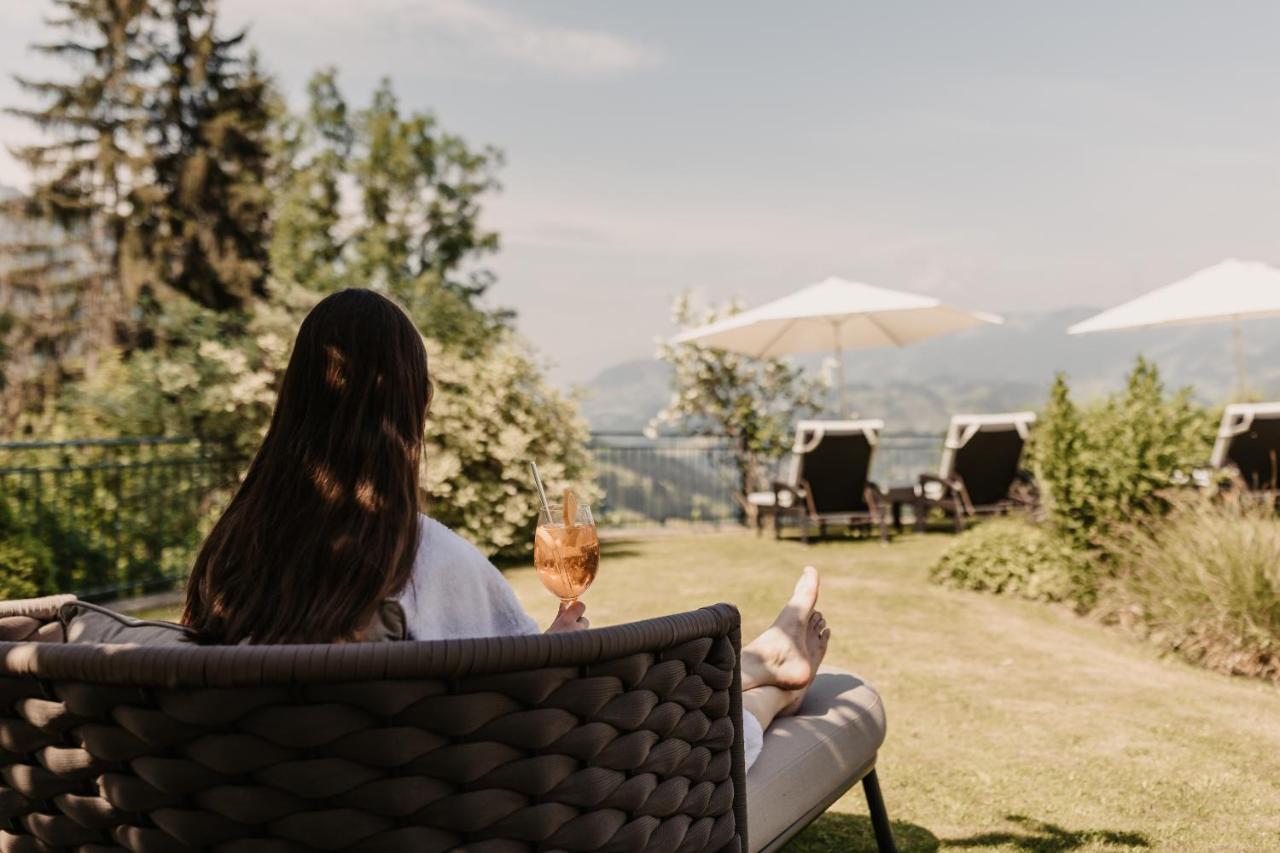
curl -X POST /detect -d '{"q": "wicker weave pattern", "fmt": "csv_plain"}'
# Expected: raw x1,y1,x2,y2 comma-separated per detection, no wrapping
0,600,746,853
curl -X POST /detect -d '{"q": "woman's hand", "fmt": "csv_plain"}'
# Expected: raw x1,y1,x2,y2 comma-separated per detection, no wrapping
546,600,589,633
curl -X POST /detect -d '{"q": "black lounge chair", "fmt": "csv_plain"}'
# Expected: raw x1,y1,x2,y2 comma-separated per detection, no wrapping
749,420,888,543
1211,402,1280,502
0,595,897,853
915,412,1037,532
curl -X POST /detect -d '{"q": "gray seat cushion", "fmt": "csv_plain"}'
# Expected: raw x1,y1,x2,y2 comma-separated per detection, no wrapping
59,601,193,645
58,600,409,646
746,668,887,852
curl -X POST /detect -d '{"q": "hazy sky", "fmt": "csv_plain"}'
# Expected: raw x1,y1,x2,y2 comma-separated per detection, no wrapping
3,1,1279,383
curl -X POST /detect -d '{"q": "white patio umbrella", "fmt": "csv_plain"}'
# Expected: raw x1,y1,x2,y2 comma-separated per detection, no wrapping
672,276,1004,414
1068,259,1280,395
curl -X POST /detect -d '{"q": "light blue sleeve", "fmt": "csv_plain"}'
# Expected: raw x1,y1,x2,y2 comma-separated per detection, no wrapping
398,515,541,640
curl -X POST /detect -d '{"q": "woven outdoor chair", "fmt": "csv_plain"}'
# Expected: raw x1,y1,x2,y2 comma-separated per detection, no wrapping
915,412,1037,532
0,596,894,853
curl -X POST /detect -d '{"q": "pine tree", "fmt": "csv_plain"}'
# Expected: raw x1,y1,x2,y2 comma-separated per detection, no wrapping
7,0,153,236
0,215,109,424
1,0,151,422
135,0,272,310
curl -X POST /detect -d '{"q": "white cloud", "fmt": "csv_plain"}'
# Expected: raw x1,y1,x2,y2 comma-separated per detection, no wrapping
220,0,660,76
421,0,660,74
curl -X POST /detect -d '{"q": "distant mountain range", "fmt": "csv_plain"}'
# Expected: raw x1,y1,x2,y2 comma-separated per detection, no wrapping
578,307,1280,433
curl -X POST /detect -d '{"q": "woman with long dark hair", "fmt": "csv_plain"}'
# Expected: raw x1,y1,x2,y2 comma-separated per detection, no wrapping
184,288,830,767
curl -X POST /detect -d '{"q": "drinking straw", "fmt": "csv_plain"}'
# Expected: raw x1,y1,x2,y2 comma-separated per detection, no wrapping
529,462,553,519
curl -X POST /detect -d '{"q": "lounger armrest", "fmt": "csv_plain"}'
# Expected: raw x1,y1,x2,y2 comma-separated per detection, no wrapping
863,484,885,516
769,481,813,515
921,473,976,514
1009,469,1040,506
771,481,805,501
917,473,960,499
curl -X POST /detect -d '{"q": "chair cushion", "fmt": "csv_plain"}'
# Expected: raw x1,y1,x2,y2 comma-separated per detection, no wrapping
59,601,193,645
747,490,800,509
359,599,409,642
59,600,408,646
919,479,947,501
746,668,886,852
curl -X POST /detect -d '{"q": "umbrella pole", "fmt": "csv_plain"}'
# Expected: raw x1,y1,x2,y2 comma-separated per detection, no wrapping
1232,315,1249,400
837,352,847,416
832,320,848,416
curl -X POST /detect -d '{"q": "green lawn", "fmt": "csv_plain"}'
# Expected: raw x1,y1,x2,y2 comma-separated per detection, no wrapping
144,529,1280,850
500,530,1280,852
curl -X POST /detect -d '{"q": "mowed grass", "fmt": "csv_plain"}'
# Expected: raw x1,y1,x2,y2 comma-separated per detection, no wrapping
144,529,1280,850
500,530,1280,852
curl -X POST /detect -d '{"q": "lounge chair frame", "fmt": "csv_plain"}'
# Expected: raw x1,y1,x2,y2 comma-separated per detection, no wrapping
915,412,1037,532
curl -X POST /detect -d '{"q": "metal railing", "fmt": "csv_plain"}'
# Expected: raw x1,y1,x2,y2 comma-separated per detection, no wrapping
0,430,947,599
0,438,244,601
587,433,743,527
587,431,944,528
872,432,943,487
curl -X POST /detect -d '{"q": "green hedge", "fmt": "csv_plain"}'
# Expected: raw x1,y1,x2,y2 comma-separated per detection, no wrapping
929,518,1081,604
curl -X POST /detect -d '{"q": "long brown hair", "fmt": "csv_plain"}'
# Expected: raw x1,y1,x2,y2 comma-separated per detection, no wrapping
184,289,432,644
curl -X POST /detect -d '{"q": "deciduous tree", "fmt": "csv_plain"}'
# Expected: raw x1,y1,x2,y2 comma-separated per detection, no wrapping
652,293,826,510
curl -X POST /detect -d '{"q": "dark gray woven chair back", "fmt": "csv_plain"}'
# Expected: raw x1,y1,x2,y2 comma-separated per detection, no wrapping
953,430,1025,507
1226,416,1280,491
0,599,747,853
797,429,873,515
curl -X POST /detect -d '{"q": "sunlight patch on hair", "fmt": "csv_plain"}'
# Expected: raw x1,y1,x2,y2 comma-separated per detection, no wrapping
323,344,348,391
308,462,345,504
355,478,384,512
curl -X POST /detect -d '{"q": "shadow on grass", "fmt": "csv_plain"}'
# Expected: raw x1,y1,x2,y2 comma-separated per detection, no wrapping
944,814,1151,851
787,811,940,852
600,538,643,560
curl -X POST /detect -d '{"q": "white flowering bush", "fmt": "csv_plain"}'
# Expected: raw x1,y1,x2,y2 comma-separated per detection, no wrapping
424,339,592,558
39,282,591,561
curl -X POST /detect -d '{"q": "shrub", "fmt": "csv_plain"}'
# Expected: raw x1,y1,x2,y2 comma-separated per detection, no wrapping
929,518,1082,604
1028,358,1215,604
422,338,592,560
1105,495,1280,682
0,526,45,601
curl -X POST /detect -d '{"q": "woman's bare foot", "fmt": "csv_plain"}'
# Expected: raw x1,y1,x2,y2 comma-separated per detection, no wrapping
742,611,832,732
742,567,825,691
777,611,831,716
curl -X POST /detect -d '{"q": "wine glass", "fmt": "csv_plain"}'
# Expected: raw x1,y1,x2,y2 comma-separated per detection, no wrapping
534,496,600,606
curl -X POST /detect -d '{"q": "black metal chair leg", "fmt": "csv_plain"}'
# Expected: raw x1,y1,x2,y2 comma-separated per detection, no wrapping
862,769,897,852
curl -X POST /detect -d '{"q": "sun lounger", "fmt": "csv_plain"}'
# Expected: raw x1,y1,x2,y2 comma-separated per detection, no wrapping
749,420,888,544
916,412,1037,532
1210,402,1280,500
